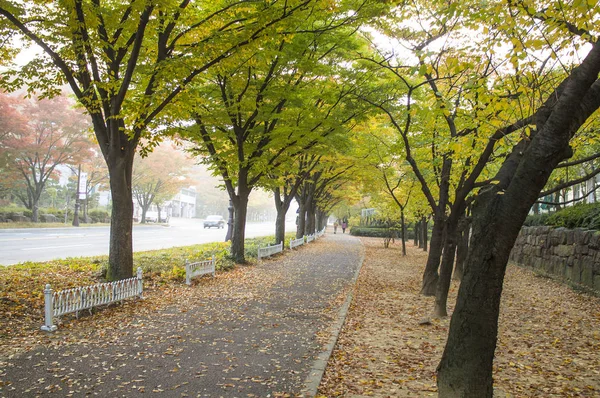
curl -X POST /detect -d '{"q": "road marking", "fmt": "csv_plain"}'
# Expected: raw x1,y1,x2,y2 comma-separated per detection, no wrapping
24,244,94,251
0,233,105,242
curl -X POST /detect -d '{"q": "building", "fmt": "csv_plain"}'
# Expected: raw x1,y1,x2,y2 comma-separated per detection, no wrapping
166,187,197,218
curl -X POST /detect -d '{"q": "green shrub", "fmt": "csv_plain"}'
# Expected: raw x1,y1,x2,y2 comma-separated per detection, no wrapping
545,203,600,230
0,205,28,215
88,209,109,219
351,226,420,238
350,226,399,237
523,213,552,227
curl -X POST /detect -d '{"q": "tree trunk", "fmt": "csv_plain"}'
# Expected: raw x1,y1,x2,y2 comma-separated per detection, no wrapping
401,211,406,256
420,215,442,296
32,204,39,223
275,208,286,245
454,216,470,282
414,221,420,247
433,214,460,318
422,216,428,251
231,191,249,263
296,201,306,239
306,201,316,235
107,158,134,281
316,209,326,231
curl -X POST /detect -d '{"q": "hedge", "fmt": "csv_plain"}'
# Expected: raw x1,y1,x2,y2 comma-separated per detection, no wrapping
350,226,416,239
525,203,600,230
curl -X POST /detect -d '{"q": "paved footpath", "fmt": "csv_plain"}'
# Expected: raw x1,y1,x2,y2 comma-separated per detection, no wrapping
0,232,363,397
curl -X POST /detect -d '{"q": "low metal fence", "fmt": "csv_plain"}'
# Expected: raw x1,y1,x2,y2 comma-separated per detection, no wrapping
290,237,305,249
257,242,283,260
316,227,326,238
186,255,216,285
41,267,143,332
306,233,315,243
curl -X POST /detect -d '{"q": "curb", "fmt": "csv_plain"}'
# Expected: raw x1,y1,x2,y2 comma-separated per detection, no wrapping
302,239,366,397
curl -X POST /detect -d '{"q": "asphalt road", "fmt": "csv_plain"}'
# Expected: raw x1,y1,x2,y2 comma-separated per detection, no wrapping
0,218,297,266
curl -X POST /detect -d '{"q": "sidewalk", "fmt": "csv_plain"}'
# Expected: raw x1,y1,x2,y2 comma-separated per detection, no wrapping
0,231,363,397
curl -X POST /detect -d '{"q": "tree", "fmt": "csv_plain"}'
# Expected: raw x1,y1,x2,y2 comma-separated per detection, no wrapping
132,143,191,223
0,93,92,221
362,0,544,318
437,1,600,395
0,0,318,280
179,17,365,262
0,93,25,197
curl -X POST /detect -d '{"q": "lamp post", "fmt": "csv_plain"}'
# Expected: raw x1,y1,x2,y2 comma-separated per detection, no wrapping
72,164,81,227
225,199,234,242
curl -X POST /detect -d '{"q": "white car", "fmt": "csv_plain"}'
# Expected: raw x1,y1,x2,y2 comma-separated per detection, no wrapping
145,211,168,223
204,215,225,229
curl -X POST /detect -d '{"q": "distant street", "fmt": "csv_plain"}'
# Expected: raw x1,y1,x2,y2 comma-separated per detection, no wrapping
0,218,296,266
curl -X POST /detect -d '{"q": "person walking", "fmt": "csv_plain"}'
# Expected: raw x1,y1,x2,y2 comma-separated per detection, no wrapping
341,220,348,234
333,220,339,234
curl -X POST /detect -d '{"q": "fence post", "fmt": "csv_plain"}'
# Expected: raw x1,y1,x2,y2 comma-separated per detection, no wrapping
185,260,191,285
137,267,144,298
212,254,216,277
41,284,57,332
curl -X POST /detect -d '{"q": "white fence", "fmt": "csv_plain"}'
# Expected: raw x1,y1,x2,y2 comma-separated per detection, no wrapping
186,255,216,285
316,226,326,238
41,267,143,332
290,237,305,249
306,233,315,243
258,242,283,260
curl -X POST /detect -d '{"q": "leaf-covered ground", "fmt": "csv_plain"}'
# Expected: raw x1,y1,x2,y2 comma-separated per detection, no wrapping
318,237,600,397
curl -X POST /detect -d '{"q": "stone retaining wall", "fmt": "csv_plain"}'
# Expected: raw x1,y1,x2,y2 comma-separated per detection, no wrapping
510,226,600,293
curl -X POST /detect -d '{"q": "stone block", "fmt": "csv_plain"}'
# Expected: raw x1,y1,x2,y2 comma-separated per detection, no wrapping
566,230,575,245
565,265,573,281
581,263,594,288
590,232,600,249
41,214,58,223
572,261,582,284
555,245,574,257
549,229,561,246
593,258,600,274
594,274,600,291
581,230,593,245
575,244,589,255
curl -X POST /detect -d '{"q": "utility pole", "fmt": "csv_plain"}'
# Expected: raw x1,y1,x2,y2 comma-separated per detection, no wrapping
72,164,81,227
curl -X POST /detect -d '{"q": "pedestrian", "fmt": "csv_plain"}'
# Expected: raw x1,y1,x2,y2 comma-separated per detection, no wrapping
333,220,339,234
342,220,348,234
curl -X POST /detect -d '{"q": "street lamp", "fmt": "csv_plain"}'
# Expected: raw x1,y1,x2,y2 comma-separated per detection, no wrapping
225,199,234,242
72,165,81,227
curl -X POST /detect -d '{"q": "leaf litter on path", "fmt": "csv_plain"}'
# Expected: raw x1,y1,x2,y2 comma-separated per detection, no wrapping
318,238,600,397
